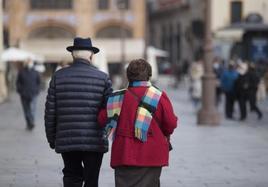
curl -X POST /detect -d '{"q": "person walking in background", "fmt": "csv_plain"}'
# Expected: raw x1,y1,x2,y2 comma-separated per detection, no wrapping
247,63,262,120
220,62,238,119
44,37,113,187
213,57,224,106
98,59,178,187
189,59,204,109
16,59,41,130
235,62,249,121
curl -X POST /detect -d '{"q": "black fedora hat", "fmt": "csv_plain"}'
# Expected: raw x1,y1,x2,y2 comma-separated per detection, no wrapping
66,37,99,54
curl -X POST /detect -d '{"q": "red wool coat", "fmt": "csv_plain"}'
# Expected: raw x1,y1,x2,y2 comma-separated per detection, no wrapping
98,86,178,168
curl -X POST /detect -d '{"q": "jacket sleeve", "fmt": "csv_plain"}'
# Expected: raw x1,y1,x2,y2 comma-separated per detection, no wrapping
157,91,178,136
102,76,113,107
44,76,57,147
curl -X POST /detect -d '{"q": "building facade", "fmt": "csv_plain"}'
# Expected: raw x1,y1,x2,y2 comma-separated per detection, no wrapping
149,0,268,64
211,0,268,62
148,0,205,66
3,0,145,71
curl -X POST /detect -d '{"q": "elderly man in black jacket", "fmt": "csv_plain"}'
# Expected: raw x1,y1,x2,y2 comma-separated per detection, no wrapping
45,37,113,187
16,59,41,130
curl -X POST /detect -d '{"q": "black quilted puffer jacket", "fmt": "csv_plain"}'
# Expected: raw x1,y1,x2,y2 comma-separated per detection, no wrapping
45,59,113,153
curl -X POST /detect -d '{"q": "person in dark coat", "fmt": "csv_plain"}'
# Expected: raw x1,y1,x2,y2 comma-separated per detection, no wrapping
220,63,238,119
213,58,224,106
44,37,113,187
235,62,249,121
16,59,41,130
247,64,262,119
98,59,178,187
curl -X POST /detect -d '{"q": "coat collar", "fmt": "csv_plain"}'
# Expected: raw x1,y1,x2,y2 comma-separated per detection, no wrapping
73,58,94,68
128,81,152,87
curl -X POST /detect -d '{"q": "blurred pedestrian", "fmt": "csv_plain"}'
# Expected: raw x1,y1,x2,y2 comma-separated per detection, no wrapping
172,63,182,88
189,59,204,108
16,59,41,130
235,62,249,121
98,59,178,187
247,63,262,119
220,62,238,119
182,59,190,76
181,59,190,86
213,58,224,106
44,37,113,187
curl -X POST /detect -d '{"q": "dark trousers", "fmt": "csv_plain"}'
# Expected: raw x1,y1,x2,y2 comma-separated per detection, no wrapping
20,96,37,128
216,87,222,106
225,92,235,119
238,94,247,120
61,151,104,187
248,90,262,118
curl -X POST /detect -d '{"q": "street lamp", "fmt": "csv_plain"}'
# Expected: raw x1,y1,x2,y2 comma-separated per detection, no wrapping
197,0,220,125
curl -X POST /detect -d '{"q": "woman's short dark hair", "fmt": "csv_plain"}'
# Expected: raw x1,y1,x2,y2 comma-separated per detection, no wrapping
127,59,152,82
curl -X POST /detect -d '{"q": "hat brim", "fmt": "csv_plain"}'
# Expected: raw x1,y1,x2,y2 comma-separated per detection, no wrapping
66,46,100,54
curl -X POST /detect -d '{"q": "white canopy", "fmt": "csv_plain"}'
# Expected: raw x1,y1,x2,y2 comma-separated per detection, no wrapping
0,47,44,63
214,28,244,42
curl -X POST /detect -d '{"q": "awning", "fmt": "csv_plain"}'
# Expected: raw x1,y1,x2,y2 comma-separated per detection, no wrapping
21,39,72,62
1,47,44,62
94,39,145,62
214,22,268,42
214,28,244,42
20,38,145,64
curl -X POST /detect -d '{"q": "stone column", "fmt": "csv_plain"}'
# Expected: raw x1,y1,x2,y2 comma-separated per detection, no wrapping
197,0,220,125
0,0,8,103
8,0,28,47
74,0,94,37
133,0,145,39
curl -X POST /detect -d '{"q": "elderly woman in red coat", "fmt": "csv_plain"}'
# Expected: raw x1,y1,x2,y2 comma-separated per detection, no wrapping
98,59,178,187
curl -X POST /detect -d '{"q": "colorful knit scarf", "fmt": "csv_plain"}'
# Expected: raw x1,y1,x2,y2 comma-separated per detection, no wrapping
105,81,162,142
105,89,126,140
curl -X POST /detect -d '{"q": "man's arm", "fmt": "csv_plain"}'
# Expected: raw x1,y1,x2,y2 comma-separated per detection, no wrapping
44,76,57,149
102,76,113,107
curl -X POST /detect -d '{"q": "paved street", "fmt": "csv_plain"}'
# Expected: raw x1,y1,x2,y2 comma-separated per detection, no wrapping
1,78,268,187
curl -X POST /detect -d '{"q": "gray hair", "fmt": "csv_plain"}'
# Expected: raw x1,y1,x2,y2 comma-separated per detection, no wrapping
72,50,93,61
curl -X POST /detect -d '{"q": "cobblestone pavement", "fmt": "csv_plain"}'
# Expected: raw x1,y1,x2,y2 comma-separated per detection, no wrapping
0,79,268,187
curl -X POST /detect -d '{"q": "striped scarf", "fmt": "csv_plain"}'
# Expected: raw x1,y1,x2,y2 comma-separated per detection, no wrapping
105,81,162,142
105,89,125,140
134,84,162,142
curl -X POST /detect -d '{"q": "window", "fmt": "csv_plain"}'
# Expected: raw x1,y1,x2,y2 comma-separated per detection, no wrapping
117,0,130,10
96,26,133,38
98,0,109,10
2,0,5,9
231,1,242,23
30,0,73,10
3,29,9,48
